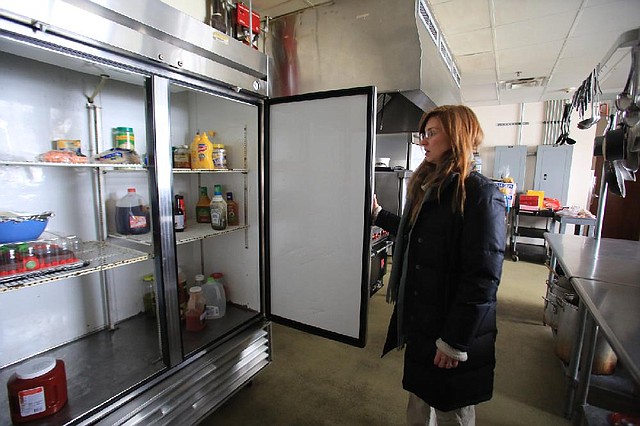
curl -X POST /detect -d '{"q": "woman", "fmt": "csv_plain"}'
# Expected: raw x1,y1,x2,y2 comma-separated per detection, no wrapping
372,105,506,425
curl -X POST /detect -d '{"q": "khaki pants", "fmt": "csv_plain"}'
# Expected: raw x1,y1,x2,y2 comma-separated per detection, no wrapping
407,392,476,426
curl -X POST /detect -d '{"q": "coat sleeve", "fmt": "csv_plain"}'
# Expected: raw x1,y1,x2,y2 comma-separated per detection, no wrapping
440,183,506,352
374,209,401,236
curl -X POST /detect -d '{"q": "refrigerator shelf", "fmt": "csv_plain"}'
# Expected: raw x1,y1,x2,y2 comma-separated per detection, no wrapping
0,241,150,292
108,224,249,246
0,160,145,170
172,168,248,174
0,160,249,174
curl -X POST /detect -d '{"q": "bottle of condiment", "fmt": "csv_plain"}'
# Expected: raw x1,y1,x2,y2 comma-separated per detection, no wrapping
174,194,186,232
226,192,239,226
185,286,206,331
195,186,211,223
115,188,150,235
209,184,227,230
190,131,215,169
212,143,227,169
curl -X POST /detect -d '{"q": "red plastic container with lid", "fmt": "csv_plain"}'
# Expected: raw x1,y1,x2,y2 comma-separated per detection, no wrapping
7,357,68,423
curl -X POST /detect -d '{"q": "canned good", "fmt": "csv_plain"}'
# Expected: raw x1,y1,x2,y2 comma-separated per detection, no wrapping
212,144,227,169
113,127,135,150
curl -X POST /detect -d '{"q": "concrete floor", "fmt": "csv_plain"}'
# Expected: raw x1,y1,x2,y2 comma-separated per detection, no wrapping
200,259,572,425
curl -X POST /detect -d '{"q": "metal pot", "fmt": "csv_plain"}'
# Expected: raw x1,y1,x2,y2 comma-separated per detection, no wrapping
554,297,618,375
543,278,575,330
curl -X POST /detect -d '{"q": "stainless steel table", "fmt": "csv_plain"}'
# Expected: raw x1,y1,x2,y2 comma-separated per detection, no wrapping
571,278,640,425
545,233,640,286
551,213,596,237
543,234,640,423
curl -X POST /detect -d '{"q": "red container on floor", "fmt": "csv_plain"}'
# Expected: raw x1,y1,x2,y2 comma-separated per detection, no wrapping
7,357,68,423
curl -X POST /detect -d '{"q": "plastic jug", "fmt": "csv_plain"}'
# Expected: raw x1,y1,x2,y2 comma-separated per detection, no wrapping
115,188,150,235
201,276,226,319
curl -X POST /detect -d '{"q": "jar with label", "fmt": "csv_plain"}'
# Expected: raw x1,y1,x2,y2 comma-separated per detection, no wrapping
185,286,206,331
112,127,135,151
173,145,191,169
7,357,68,423
212,143,227,169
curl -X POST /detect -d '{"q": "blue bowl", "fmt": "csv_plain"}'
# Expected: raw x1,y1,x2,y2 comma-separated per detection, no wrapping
0,219,49,244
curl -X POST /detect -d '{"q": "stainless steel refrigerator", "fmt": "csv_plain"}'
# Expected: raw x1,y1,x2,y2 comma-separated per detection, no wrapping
375,169,413,217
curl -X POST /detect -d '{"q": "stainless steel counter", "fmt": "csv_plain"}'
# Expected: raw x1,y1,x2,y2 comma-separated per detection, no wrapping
544,233,640,422
544,233,640,286
572,278,640,384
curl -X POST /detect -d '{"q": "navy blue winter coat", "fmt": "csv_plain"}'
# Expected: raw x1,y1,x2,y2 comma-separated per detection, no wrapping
376,171,506,411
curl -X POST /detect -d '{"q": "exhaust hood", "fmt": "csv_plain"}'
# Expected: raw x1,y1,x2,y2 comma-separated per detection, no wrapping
266,0,460,133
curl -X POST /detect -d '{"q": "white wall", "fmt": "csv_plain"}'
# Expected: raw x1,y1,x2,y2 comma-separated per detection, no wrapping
472,102,597,209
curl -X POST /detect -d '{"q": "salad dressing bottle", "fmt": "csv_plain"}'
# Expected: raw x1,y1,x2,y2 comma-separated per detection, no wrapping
209,184,227,230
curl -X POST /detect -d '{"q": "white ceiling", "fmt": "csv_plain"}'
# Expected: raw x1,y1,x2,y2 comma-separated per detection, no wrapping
251,0,640,107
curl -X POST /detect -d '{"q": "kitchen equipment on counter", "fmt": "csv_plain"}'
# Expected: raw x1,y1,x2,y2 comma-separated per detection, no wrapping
0,212,53,244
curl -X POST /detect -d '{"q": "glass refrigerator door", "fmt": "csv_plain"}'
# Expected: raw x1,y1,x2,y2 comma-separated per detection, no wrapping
167,81,262,359
0,31,166,424
266,87,376,347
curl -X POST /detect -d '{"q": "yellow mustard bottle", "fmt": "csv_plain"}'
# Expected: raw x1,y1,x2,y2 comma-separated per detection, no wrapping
190,131,215,169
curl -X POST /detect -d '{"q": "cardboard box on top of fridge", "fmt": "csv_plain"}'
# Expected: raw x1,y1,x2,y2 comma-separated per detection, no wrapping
526,190,545,208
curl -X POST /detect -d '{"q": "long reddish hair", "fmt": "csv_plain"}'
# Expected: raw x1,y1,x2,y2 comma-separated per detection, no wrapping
407,105,483,222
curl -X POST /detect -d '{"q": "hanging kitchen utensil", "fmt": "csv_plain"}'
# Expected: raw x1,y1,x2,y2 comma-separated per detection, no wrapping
604,160,623,197
616,45,638,112
624,124,640,171
622,47,640,126
603,126,626,161
555,103,572,145
578,70,601,129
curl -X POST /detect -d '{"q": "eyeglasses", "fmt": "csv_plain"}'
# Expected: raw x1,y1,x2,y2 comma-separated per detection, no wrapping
412,129,439,145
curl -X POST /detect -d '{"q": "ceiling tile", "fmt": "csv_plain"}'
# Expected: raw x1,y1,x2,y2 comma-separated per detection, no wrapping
496,41,562,76
444,28,493,56
456,51,496,71
495,12,576,50
498,86,545,104
461,68,497,86
461,84,498,103
429,0,490,34
571,0,640,39
493,0,583,26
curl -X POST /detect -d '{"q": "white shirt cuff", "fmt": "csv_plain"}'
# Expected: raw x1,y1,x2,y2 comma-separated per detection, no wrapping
372,205,382,222
436,338,468,362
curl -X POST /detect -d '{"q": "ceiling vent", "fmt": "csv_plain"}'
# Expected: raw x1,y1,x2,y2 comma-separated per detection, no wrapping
417,0,438,44
500,77,548,90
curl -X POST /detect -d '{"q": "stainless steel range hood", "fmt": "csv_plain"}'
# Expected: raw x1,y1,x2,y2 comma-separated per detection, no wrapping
265,0,460,133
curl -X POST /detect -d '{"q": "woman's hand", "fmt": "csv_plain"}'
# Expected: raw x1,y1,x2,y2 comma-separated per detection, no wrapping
434,349,459,369
372,194,379,213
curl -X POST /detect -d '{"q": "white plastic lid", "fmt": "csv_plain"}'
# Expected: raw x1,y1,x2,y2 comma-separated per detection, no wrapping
190,286,202,293
15,357,56,380
195,274,205,282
